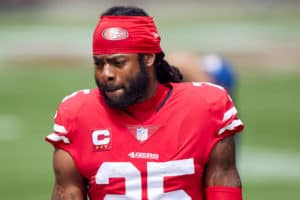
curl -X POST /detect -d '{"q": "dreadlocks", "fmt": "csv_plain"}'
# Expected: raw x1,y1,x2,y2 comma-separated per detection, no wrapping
138,53,183,83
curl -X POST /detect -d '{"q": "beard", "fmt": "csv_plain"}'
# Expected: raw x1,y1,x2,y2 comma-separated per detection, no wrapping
95,62,150,109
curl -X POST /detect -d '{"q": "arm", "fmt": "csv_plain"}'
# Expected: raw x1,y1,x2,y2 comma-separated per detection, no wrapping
205,135,241,187
166,52,212,82
204,135,242,199
52,149,87,200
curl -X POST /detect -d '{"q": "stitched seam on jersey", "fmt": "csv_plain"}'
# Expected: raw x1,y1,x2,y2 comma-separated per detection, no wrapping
156,84,173,112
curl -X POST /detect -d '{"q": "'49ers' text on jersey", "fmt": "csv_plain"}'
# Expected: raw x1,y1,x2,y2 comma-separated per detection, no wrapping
46,82,244,200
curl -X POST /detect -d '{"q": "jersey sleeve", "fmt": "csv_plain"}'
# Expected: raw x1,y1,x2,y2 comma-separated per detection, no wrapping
215,93,244,137
45,102,75,150
204,83,244,162
45,89,91,151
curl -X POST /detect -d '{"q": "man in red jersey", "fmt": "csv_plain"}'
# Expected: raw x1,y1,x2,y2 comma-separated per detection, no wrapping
46,6,244,200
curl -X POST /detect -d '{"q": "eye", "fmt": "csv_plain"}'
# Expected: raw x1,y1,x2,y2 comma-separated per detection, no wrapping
112,59,125,68
94,59,105,69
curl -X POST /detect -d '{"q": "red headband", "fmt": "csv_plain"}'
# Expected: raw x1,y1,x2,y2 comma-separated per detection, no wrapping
92,16,162,54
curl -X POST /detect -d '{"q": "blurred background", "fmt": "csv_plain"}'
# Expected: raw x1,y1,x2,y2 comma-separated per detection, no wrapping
0,0,299,199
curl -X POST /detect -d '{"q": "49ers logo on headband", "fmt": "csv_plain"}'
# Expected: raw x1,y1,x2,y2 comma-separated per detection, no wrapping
102,27,128,41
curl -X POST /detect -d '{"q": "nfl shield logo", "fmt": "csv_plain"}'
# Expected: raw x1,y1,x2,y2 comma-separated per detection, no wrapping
136,127,149,142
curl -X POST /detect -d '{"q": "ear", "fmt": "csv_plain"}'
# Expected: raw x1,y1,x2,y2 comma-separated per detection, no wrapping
143,53,156,67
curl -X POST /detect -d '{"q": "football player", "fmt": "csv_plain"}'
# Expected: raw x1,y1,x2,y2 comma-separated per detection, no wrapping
46,6,244,200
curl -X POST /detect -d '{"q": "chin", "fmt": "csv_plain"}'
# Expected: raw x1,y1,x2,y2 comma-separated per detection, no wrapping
104,94,127,108
105,93,140,109
105,89,124,101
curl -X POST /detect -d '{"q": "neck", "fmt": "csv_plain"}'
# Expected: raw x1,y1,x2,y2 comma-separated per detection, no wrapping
137,79,158,103
123,81,168,121
137,64,158,103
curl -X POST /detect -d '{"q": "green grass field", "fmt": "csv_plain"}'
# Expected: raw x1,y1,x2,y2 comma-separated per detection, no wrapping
0,3,300,199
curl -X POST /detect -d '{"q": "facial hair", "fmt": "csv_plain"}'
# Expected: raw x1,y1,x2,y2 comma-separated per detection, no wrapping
95,62,150,109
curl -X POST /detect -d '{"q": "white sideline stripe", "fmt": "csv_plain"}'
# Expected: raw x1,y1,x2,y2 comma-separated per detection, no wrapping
0,115,22,140
53,124,67,134
223,107,237,122
47,133,70,144
218,119,242,135
239,146,300,182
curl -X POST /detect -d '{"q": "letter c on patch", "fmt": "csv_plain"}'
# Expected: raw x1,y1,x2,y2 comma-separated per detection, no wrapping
92,130,110,145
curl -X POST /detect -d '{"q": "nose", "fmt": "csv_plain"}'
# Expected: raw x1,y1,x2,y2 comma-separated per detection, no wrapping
102,63,115,82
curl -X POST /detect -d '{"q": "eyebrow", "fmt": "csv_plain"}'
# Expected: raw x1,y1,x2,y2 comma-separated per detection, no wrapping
93,55,127,64
108,54,127,59
94,54,127,59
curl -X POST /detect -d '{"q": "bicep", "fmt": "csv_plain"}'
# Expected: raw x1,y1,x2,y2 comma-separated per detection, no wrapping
204,135,241,187
52,149,87,200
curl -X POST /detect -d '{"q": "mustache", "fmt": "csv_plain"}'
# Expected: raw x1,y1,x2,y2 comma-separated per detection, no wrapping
94,76,122,92
99,84,123,92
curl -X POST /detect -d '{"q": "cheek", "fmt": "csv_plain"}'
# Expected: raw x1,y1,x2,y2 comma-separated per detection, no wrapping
94,70,100,78
94,70,103,83
122,69,139,87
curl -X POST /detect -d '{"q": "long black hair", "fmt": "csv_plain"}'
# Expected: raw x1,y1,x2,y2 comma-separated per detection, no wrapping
100,6,183,84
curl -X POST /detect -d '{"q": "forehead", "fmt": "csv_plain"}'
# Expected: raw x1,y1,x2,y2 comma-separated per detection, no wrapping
93,53,138,60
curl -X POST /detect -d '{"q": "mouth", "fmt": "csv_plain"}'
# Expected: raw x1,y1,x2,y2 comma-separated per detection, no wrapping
104,86,124,96
104,86,122,92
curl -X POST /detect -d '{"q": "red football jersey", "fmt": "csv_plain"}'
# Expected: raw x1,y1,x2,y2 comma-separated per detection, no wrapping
46,82,244,200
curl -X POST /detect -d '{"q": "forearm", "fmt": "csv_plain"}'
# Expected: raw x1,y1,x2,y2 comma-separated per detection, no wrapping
205,167,242,199
52,149,87,200
204,136,243,199
52,183,86,200
206,167,242,187
205,136,241,187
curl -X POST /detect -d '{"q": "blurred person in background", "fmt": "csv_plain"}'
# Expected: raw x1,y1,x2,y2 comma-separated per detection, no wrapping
166,51,237,97
46,5,244,200
166,51,241,152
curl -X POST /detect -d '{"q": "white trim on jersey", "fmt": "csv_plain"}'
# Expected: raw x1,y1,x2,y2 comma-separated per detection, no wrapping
53,123,67,134
227,94,233,102
218,119,243,135
204,82,224,90
223,107,237,122
192,82,202,87
46,133,70,144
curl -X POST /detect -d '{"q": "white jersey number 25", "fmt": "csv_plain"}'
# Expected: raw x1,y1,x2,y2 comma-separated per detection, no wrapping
95,158,194,200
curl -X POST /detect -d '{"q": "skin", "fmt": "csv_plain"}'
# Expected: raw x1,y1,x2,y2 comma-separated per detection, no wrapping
52,149,87,200
51,53,241,199
94,53,157,110
204,135,241,187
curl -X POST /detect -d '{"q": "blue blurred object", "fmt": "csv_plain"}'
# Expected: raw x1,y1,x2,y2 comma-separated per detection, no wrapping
201,54,236,95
